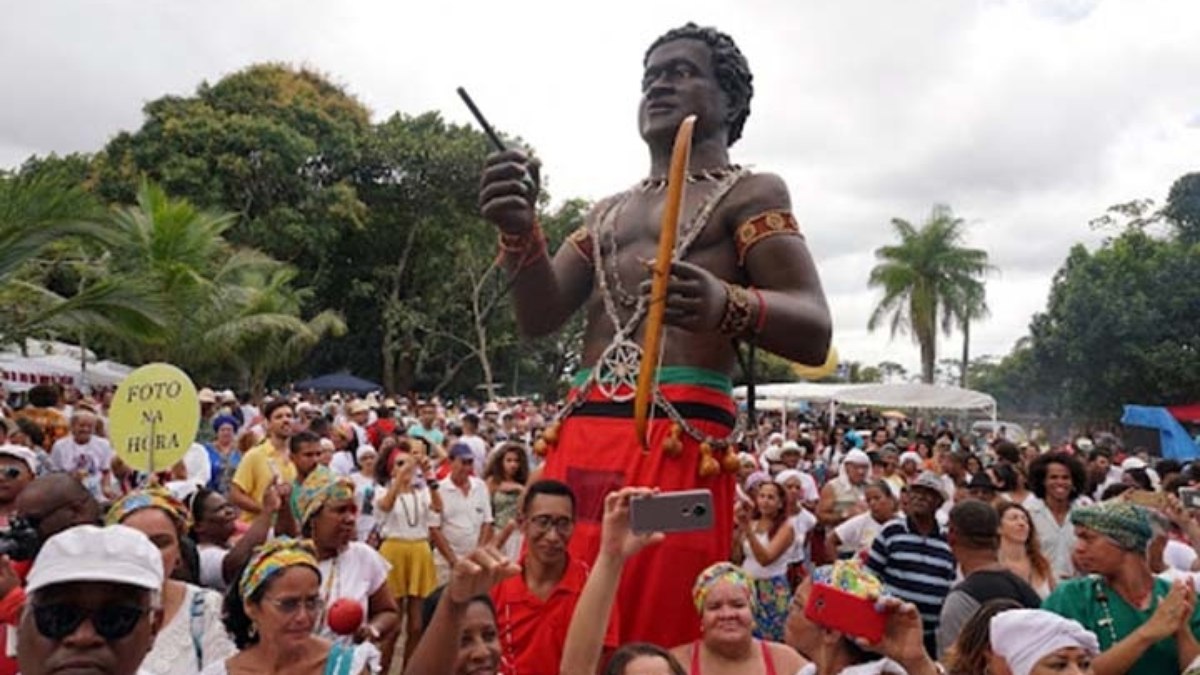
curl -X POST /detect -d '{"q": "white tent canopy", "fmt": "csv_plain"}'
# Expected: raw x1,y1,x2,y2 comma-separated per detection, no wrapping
0,341,131,392
733,381,997,414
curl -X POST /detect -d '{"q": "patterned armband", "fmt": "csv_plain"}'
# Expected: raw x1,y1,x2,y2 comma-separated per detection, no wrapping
565,226,595,267
734,210,802,266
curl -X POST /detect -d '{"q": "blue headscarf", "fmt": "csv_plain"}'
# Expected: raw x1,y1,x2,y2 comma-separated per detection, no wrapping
212,414,239,433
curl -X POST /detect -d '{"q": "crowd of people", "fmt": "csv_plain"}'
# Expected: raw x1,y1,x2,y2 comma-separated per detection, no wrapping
2,381,1200,675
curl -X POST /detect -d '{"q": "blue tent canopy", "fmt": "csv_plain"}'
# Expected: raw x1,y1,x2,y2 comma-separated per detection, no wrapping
1121,405,1200,461
292,373,382,394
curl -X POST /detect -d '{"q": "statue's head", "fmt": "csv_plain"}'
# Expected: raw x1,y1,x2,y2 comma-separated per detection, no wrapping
640,23,754,148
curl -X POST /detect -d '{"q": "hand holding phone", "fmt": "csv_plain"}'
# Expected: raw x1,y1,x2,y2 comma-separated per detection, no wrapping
805,584,887,644
629,489,714,535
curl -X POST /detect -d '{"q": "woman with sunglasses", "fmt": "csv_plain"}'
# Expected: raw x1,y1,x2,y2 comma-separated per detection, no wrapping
210,538,380,674
107,487,236,675
295,468,400,646
189,484,281,593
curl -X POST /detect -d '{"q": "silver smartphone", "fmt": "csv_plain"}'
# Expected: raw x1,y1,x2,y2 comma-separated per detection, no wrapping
630,489,714,534
1181,487,1200,510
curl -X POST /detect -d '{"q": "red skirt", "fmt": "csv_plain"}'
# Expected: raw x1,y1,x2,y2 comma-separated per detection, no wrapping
542,372,736,649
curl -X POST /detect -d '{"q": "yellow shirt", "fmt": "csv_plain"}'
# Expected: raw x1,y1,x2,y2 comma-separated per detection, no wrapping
232,440,296,522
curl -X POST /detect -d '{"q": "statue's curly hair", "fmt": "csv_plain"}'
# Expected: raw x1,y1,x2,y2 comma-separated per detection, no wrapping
644,23,754,146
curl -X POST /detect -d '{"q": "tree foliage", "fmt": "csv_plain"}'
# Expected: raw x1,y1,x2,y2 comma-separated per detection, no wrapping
867,204,992,383
4,63,607,397
979,188,1200,419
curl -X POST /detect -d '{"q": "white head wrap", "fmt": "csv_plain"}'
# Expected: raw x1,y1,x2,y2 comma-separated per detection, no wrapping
990,610,1099,675
842,449,871,466
775,469,804,487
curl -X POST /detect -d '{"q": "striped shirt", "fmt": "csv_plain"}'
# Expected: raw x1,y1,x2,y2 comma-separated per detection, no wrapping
866,516,956,655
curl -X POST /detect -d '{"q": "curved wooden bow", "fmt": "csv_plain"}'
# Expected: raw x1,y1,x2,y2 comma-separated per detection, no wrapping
634,115,696,450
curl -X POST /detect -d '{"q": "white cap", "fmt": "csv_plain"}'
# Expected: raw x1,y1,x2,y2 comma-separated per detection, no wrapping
27,525,164,594
1121,457,1147,471
767,432,785,446
197,387,217,404
899,451,922,466
780,441,803,455
0,443,37,474
356,444,378,461
843,449,872,466
990,609,1099,675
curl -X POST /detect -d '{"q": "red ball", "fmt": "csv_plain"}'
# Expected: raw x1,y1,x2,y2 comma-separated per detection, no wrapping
326,598,364,636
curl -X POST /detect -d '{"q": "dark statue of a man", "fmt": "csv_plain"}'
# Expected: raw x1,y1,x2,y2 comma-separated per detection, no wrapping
480,23,831,647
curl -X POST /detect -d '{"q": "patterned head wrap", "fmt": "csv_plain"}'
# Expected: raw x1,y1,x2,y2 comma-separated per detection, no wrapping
692,562,756,614
106,487,192,533
238,537,320,599
295,466,356,526
1070,500,1166,552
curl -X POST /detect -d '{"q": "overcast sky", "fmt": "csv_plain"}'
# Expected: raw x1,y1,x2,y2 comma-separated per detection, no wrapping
3,0,1199,378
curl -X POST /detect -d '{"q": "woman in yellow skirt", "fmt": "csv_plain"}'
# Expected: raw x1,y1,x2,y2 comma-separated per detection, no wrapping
374,441,442,670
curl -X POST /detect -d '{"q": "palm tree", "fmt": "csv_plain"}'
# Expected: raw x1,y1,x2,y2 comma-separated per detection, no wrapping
868,204,991,384
947,282,989,388
0,172,164,346
105,181,344,386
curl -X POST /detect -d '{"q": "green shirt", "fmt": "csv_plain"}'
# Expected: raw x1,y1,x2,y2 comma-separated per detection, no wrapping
1043,576,1200,675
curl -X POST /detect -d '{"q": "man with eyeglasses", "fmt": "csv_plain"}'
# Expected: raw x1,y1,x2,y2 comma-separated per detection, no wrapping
490,480,618,675
17,524,163,675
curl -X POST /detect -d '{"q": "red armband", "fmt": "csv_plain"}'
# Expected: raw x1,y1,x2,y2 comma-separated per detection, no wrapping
734,210,802,266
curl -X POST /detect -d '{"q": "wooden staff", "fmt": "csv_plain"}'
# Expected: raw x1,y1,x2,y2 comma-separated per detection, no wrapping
634,115,696,450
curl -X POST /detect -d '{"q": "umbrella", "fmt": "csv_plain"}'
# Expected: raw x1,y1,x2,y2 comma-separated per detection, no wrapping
292,373,382,394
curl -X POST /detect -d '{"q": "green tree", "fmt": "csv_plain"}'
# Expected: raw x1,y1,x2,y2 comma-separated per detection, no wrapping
876,360,908,383
867,204,991,383
947,281,990,388
103,181,342,387
92,63,371,295
0,171,162,345
1164,173,1200,245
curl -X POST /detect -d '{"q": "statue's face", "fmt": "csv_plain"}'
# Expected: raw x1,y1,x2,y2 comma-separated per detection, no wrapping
639,38,729,146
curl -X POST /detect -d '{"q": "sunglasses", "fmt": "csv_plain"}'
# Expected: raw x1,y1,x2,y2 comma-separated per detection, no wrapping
31,603,150,641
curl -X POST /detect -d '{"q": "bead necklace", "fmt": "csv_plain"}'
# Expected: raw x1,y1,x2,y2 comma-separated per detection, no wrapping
637,164,743,193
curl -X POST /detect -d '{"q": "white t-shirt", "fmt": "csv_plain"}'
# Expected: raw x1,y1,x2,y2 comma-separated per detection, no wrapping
785,509,818,564
1165,539,1198,572
351,472,378,541
429,476,493,558
330,451,356,477
49,435,114,500
141,584,236,675
197,543,229,593
375,487,434,540
315,542,390,640
835,512,891,558
742,520,795,579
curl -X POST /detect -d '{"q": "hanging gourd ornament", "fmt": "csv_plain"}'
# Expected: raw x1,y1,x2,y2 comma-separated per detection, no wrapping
661,423,684,457
698,442,721,478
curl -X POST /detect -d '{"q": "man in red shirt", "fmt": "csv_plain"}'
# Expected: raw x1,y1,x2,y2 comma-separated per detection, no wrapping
491,480,619,674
